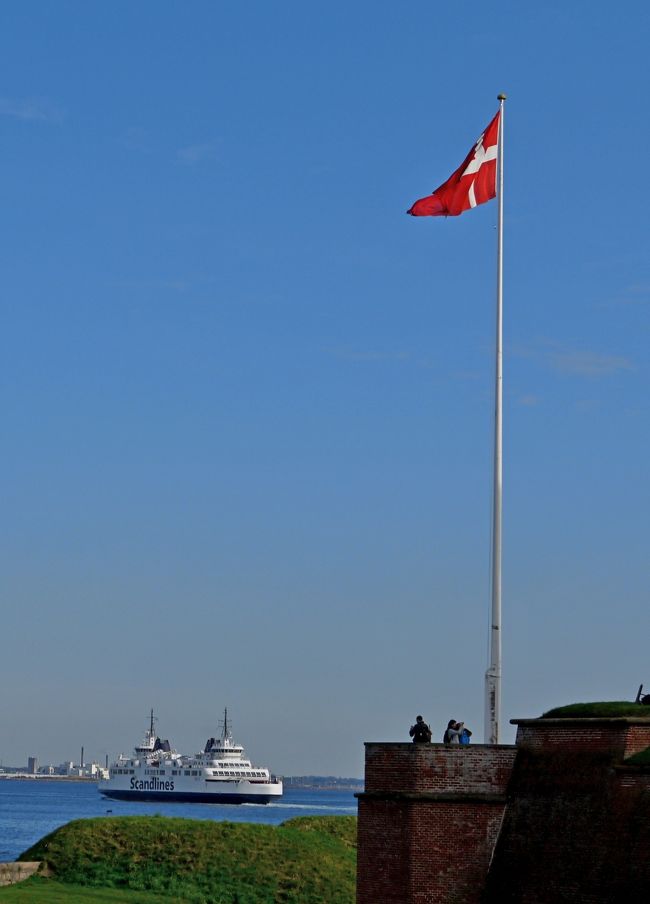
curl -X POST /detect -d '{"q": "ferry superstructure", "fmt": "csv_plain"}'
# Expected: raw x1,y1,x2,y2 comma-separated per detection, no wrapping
99,709,283,804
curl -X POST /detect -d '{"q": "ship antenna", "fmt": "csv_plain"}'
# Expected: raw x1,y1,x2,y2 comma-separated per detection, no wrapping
218,707,232,741
149,709,156,736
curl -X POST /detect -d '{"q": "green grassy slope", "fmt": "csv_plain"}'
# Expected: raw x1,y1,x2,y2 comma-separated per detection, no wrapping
542,701,650,718
14,815,357,904
0,878,183,903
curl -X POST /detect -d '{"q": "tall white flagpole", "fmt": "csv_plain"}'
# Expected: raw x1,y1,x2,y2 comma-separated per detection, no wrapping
485,93,506,745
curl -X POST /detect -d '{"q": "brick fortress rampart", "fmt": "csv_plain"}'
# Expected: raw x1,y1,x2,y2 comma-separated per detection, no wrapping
356,718,650,903
357,743,517,904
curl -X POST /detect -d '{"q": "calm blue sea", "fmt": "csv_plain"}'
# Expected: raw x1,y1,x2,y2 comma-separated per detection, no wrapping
0,780,358,862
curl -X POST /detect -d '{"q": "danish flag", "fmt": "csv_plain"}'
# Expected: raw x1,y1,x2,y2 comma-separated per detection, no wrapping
407,110,500,217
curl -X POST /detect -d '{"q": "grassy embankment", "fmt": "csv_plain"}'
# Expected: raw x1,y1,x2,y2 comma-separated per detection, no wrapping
0,882,178,903
0,815,357,904
542,701,650,718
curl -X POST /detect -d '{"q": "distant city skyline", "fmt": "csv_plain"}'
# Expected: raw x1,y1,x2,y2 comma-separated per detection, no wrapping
1,755,361,783
1,1,649,776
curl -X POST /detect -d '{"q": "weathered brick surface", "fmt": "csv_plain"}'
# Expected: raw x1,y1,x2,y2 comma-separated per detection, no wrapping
364,743,516,796
357,744,516,904
514,717,650,760
406,800,505,904
484,718,650,903
483,754,650,903
356,798,411,904
357,720,650,904
357,796,507,904
623,723,650,757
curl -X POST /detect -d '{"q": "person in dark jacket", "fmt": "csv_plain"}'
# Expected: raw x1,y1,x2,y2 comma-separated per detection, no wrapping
409,715,432,743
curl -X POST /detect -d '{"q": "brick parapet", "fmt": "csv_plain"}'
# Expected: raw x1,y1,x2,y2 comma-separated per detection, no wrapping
364,742,516,795
512,717,650,759
358,791,507,803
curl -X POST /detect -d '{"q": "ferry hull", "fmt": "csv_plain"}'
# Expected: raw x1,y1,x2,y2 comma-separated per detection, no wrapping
100,788,281,804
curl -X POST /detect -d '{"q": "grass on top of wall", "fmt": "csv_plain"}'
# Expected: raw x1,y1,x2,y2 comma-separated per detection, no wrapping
542,702,650,719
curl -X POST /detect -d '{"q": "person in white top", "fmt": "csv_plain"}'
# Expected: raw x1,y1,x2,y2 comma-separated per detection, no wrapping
443,720,465,744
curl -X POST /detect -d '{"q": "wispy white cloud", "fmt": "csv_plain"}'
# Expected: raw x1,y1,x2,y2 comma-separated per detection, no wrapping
112,277,193,294
602,283,650,308
331,348,411,364
447,368,484,383
511,340,633,378
548,348,633,377
176,140,220,166
119,127,152,153
574,399,600,412
0,97,64,123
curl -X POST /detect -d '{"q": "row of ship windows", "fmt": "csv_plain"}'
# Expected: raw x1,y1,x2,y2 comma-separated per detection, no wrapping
164,769,267,778
112,768,265,778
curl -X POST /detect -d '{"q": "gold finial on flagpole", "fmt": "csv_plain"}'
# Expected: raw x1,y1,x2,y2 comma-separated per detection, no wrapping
497,93,507,100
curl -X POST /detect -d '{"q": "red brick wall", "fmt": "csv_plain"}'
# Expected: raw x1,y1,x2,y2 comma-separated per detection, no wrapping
514,718,650,759
364,743,516,795
483,760,650,903
357,744,516,904
405,800,505,904
623,724,650,757
357,798,411,903
484,720,650,903
357,721,650,904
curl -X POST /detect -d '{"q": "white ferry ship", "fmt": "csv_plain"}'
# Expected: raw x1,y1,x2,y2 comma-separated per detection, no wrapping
99,710,283,804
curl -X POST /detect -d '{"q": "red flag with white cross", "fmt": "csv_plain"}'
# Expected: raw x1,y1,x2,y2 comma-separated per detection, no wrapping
407,111,500,217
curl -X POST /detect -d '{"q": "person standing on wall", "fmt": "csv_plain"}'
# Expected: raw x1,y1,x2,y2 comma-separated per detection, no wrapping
409,715,432,743
444,720,469,744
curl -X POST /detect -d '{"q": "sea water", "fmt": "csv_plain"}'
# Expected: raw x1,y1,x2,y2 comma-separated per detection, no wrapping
0,780,358,861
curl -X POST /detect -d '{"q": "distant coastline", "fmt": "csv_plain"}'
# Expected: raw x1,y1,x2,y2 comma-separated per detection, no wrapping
0,772,363,790
0,773,96,782
284,776,363,791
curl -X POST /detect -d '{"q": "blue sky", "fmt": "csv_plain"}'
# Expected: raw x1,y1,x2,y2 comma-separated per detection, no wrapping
1,1,648,776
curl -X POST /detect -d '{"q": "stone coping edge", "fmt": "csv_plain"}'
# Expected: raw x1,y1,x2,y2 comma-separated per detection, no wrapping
0,862,42,868
0,862,49,887
512,717,650,727
355,791,507,804
363,742,516,749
